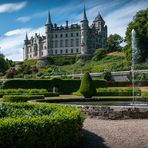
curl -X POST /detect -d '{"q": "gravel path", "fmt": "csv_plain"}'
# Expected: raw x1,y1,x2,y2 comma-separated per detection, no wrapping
78,118,148,148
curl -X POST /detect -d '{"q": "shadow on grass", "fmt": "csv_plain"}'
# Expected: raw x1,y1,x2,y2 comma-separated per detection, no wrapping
76,129,109,148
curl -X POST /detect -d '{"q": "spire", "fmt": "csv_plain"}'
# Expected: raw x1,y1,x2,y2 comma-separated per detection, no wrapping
25,32,28,41
46,10,52,25
83,5,88,21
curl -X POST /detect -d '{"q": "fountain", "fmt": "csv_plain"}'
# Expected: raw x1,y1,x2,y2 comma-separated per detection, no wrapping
131,29,147,106
131,29,137,105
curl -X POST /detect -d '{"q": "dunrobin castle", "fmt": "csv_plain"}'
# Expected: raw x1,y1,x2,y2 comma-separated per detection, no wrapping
23,7,107,60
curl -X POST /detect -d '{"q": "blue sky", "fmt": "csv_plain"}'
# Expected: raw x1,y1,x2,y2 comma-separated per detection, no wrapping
0,0,148,61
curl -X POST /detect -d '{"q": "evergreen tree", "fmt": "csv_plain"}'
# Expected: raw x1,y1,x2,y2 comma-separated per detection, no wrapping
79,72,96,98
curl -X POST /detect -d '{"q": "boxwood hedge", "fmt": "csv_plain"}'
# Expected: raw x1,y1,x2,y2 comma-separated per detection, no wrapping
2,79,107,94
74,87,141,96
0,103,83,148
0,89,59,98
3,95,45,102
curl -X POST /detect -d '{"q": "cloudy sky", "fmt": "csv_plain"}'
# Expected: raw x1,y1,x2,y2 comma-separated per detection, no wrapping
0,0,148,61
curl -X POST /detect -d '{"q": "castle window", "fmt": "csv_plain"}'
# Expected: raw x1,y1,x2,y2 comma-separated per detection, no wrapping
55,50,57,54
66,49,68,53
65,33,68,37
60,34,63,37
71,39,74,47
71,33,73,37
76,39,79,46
45,46,46,49
60,50,62,54
76,48,79,53
71,49,73,53
51,41,53,48
55,34,58,38
76,33,79,36
55,40,58,48
42,52,43,55
65,39,68,47
60,40,63,47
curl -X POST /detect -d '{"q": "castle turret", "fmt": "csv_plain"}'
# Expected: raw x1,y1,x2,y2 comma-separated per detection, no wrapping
80,6,89,55
23,32,29,60
45,10,53,56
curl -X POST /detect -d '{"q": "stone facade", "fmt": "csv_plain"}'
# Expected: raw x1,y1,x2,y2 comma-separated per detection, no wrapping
23,7,107,60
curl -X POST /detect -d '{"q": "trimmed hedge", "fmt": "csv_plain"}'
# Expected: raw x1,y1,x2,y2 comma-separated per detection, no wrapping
141,92,148,100
2,79,107,94
3,95,44,102
74,87,141,96
0,89,59,98
108,80,148,87
0,103,83,148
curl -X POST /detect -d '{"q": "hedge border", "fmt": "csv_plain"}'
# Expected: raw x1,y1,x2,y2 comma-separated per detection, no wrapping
0,103,83,148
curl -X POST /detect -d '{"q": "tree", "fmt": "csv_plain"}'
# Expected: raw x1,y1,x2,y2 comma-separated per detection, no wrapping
107,34,123,52
79,72,96,98
125,8,148,63
0,54,10,73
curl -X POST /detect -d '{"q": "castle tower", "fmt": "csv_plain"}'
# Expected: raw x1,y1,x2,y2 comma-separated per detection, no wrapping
93,12,107,48
23,33,29,60
80,6,89,55
45,10,53,56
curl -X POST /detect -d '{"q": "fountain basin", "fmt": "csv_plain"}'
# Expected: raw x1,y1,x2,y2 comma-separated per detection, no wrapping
31,98,148,119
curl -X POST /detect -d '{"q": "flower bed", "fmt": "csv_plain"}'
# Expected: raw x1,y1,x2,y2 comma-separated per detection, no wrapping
0,103,83,148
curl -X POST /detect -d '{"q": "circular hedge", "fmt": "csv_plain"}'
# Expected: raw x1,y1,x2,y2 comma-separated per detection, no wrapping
0,103,84,148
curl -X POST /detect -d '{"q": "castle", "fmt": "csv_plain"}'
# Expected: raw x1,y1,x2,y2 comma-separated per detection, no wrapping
23,7,107,60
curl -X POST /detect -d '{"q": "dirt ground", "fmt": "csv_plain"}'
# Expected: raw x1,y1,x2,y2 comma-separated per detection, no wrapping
78,118,148,148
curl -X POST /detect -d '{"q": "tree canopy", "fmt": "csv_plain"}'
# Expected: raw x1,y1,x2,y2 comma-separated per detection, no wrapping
0,54,10,74
107,34,123,52
125,8,148,63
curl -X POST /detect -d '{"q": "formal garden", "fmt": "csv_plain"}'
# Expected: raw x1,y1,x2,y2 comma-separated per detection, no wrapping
0,7,148,148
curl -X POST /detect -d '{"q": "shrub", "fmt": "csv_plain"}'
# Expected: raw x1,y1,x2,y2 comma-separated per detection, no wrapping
104,71,112,81
79,72,96,98
0,103,83,148
3,95,44,102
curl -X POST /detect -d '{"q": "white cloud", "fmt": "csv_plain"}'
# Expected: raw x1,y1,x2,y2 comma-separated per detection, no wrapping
104,0,148,37
0,1,27,13
0,27,45,61
4,28,31,36
16,10,47,23
16,16,31,23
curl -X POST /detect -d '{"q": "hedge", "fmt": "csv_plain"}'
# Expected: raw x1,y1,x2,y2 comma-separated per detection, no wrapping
0,103,83,148
108,80,148,87
96,87,141,96
74,87,141,96
2,79,107,94
3,95,44,102
0,89,59,98
141,92,148,100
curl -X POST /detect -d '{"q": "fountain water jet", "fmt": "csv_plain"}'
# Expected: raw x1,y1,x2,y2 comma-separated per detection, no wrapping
131,29,137,105
131,29,147,106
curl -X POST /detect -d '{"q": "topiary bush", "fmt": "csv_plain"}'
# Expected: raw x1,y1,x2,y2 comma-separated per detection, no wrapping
79,72,96,98
0,103,83,148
